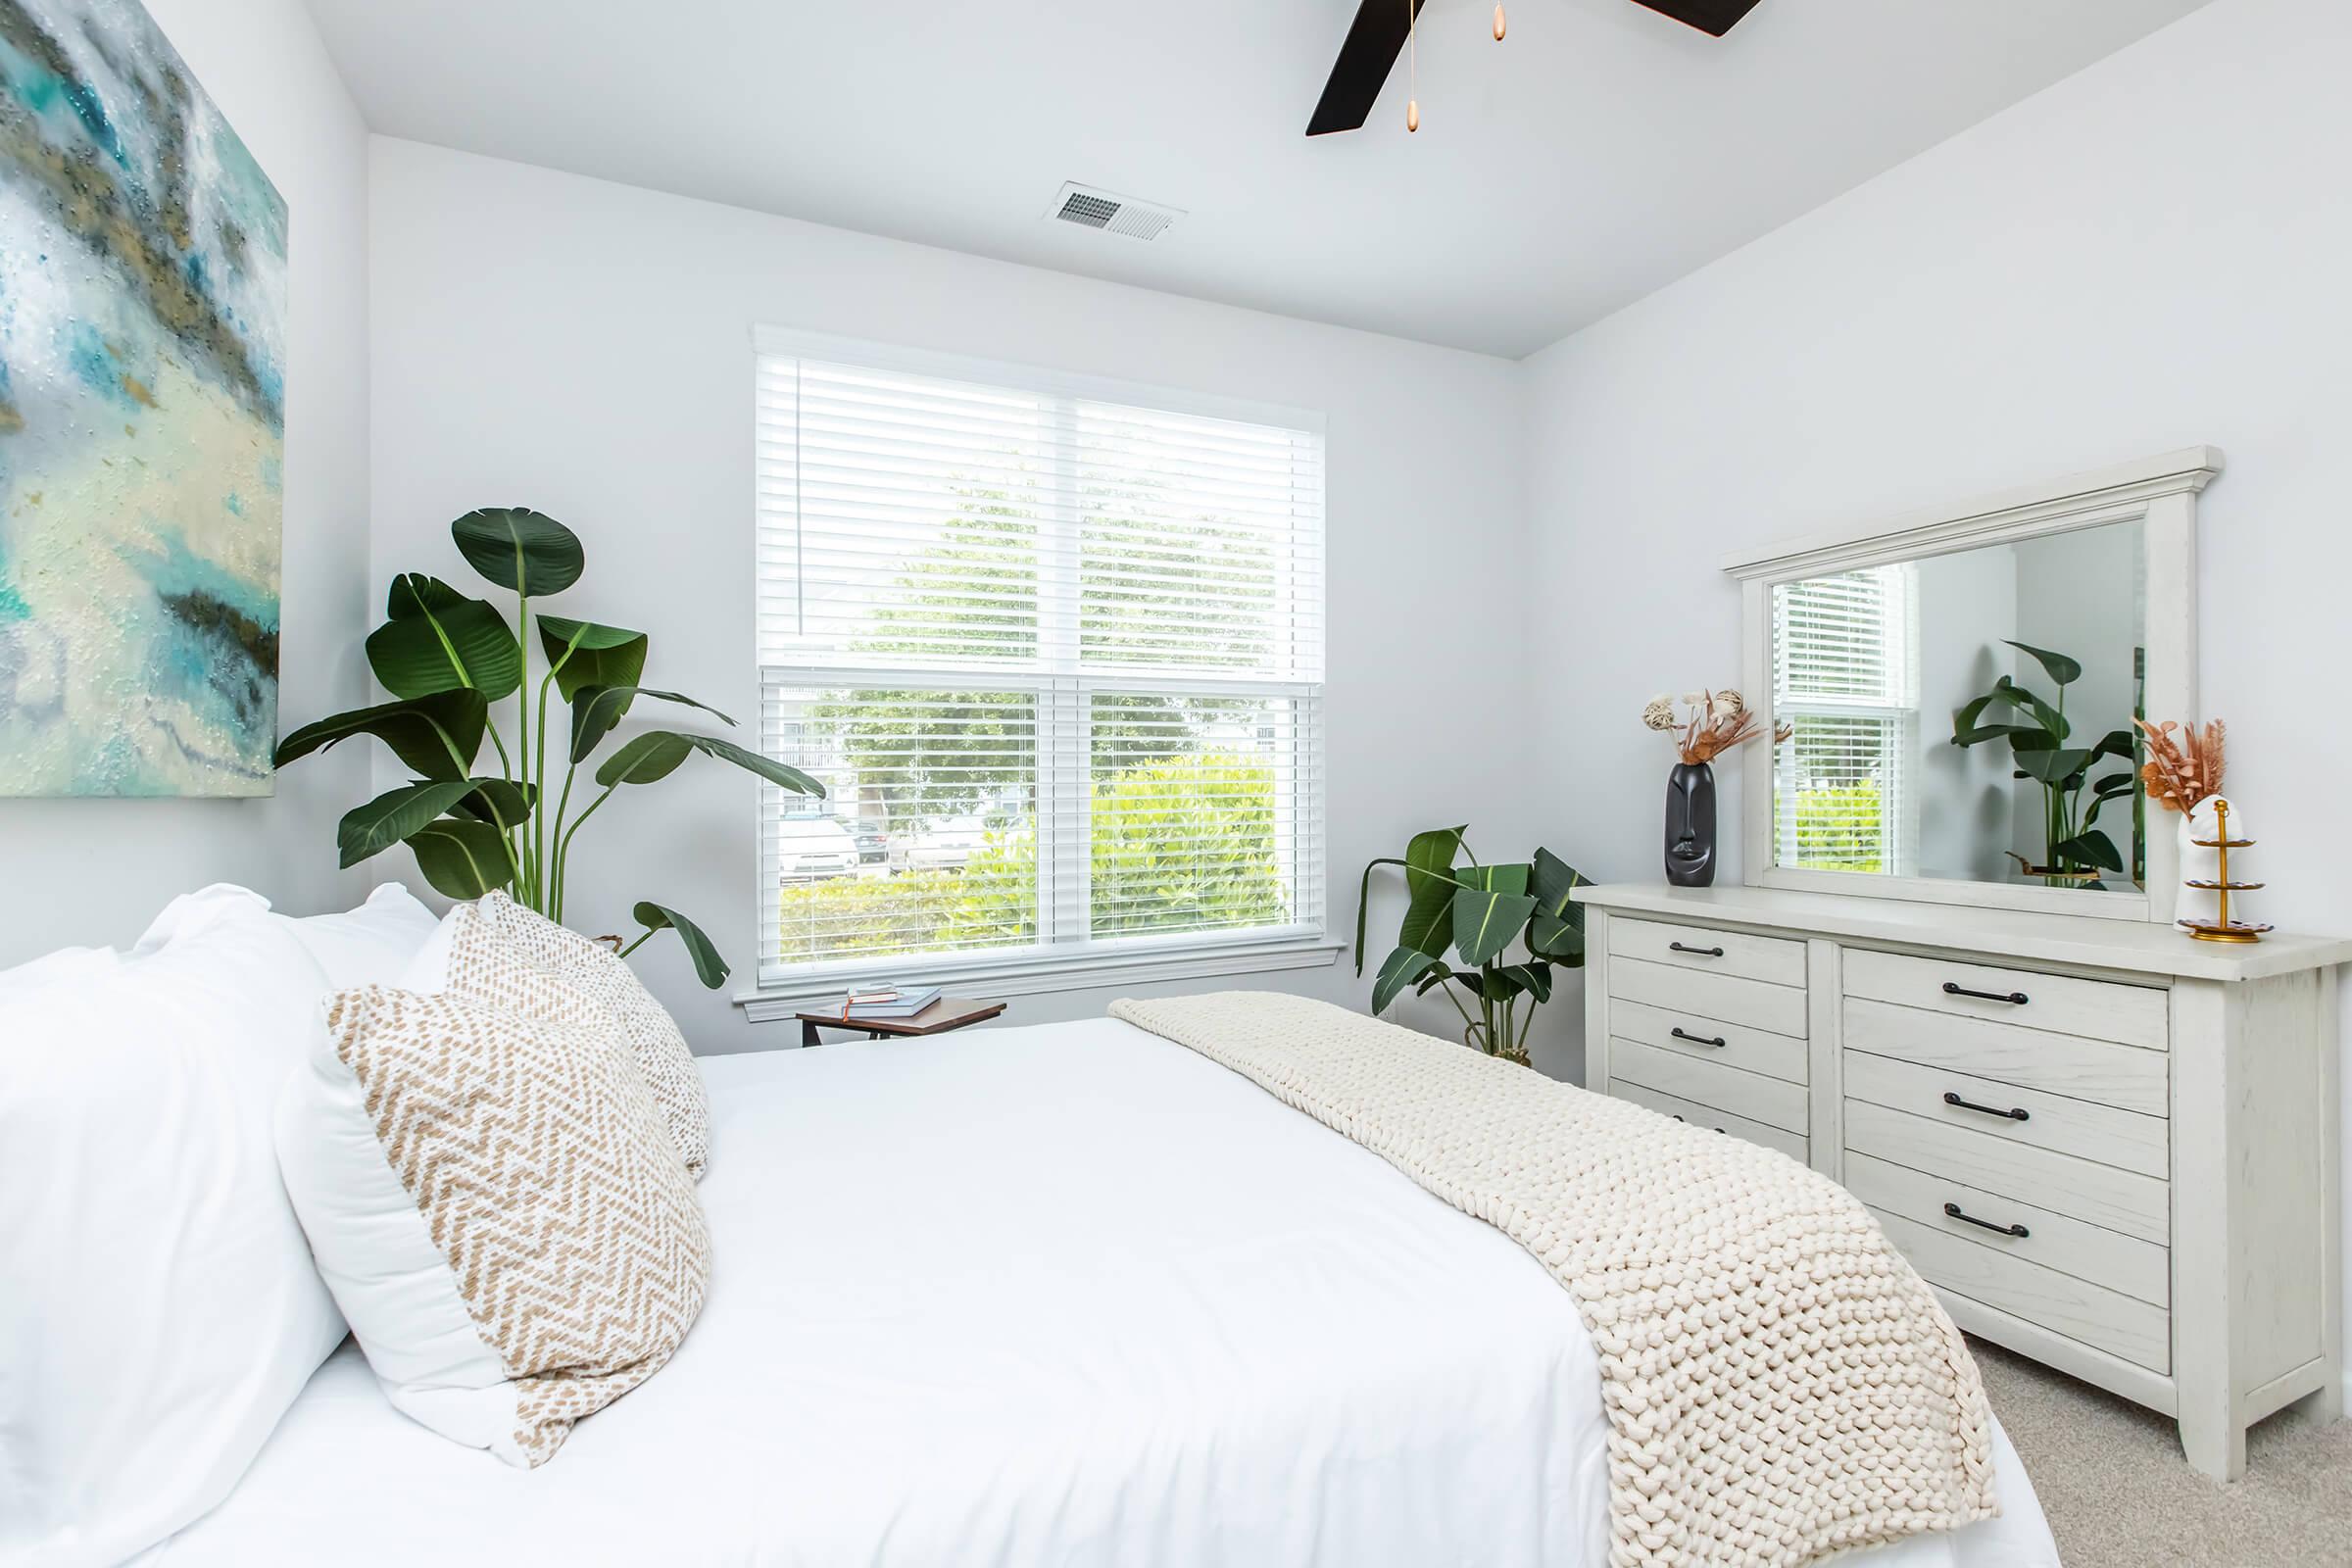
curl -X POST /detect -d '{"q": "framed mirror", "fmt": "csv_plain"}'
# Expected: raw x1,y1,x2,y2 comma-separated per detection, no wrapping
1725,449,2220,922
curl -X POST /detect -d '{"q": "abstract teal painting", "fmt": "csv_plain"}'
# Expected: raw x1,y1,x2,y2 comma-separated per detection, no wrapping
0,0,284,796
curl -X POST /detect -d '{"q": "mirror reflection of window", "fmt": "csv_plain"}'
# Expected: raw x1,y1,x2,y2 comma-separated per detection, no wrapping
1771,565,1918,876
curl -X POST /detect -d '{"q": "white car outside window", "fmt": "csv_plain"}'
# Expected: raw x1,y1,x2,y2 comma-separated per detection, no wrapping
775,813,859,881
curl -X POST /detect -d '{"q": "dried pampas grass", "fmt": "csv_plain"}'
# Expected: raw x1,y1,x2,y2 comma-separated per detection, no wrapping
1646,688,1792,765
2136,717,2226,813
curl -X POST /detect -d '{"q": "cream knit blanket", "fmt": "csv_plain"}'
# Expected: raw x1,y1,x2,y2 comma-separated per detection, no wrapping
1109,991,1997,1567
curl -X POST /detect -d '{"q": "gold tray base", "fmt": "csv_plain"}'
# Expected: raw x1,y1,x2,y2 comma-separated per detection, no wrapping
2180,919,2272,944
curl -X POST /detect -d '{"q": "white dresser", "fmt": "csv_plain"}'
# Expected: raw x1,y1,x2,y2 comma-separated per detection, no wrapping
1576,881,2352,1482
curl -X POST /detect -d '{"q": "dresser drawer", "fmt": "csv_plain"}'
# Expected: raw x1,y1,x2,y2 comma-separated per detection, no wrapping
1609,957,1808,1038
1842,1101,2168,1245
1845,1051,2167,1179
1611,1039,1810,1133
1874,1209,2170,1374
1843,948,2168,1052
1610,999,1808,1085
1612,1081,1809,1163
1843,1152,2168,1306
1842,999,2168,1117
1612,917,1806,989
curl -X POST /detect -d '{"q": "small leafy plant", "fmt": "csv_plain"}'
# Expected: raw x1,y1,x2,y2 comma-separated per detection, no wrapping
1353,828,1587,1065
1950,639,2135,886
273,508,823,986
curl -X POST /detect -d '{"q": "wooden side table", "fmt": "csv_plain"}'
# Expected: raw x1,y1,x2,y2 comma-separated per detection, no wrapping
796,998,1005,1049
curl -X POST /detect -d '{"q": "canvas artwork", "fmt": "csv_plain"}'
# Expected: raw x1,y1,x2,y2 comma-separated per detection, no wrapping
0,0,285,797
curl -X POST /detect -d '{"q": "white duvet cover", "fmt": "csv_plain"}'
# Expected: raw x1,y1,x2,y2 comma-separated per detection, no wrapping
151,1018,2056,1566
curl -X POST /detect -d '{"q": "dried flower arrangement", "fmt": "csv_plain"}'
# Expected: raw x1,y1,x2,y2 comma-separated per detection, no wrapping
1642,688,1788,765
2135,717,2226,814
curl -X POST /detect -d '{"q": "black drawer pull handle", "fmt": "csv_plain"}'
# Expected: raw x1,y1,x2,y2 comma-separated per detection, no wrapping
1670,942,1726,957
1942,1091,2030,1122
1943,1201,2029,1239
1668,1114,1729,1133
1942,981,2029,1005
1670,1027,1728,1049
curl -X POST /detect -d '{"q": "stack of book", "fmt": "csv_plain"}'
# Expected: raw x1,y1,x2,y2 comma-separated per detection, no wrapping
833,984,941,1022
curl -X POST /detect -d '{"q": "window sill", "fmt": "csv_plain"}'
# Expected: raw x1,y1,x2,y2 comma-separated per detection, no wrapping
734,930,1346,1022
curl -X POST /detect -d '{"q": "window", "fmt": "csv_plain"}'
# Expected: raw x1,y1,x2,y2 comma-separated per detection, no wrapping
754,332,1325,992
1772,565,1916,874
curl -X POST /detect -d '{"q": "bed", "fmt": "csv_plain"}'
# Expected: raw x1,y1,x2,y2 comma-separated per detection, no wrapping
148,1017,2058,1566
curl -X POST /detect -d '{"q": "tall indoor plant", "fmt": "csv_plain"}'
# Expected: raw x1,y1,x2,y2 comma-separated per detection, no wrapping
1950,639,2135,886
274,508,822,986
1353,828,1586,1065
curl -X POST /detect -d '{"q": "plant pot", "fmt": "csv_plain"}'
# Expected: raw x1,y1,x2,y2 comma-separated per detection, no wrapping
1664,761,1717,888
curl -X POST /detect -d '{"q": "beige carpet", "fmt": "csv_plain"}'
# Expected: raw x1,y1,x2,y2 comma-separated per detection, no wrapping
1971,1337,2352,1565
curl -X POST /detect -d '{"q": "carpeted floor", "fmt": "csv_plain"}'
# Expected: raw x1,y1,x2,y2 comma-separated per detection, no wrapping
1972,1337,2352,1565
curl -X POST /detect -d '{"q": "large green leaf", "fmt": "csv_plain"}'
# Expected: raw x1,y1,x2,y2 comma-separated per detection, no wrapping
593,730,823,797
367,574,521,700
595,731,694,786
1372,945,1448,1013
2004,639,2082,689
2052,828,2124,873
2014,746,2095,784
632,902,730,989
338,778,493,868
568,685,735,764
1528,848,1586,962
451,508,584,597
1452,888,1538,967
537,614,649,703
450,777,534,830
1954,678,2067,745
274,691,488,781
1403,826,1467,900
1456,861,1532,897
1396,877,1459,959
408,818,515,899
1494,961,1554,1004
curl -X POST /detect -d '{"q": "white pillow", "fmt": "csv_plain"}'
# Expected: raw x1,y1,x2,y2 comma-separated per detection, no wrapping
277,882,440,990
0,889,346,1568
276,904,710,1466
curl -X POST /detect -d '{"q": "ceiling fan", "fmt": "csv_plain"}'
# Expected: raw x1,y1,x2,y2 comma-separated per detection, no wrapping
1306,0,1764,136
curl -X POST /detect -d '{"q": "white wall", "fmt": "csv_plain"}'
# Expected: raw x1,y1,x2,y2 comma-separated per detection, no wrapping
0,0,371,965
367,140,1544,1061
1521,0,2352,1356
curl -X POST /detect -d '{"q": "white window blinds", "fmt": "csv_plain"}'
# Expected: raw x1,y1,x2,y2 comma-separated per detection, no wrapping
755,337,1325,986
1772,566,1916,875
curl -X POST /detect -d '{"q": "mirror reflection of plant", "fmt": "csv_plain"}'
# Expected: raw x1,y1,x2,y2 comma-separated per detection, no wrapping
1353,829,1588,1066
1951,640,2136,887
274,509,824,987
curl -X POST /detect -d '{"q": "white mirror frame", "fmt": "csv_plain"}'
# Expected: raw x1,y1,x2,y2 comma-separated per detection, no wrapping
1724,447,2221,924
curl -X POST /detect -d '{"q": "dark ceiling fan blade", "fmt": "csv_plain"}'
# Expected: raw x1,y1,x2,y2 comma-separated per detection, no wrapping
1306,0,1427,136
1630,0,1764,37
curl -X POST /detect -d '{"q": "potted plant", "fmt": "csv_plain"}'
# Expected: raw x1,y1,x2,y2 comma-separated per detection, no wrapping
273,508,822,986
1949,641,2135,887
1353,828,1587,1065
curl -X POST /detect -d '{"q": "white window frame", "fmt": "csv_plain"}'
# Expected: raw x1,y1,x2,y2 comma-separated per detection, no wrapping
737,327,1338,1015
1769,564,1920,877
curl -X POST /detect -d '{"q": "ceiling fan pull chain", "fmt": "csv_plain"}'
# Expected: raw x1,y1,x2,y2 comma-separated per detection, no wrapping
1405,0,1420,131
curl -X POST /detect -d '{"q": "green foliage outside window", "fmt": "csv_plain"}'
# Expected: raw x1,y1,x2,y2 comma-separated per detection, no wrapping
776,753,1288,962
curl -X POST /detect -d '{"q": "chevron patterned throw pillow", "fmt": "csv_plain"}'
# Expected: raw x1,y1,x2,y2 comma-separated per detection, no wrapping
276,903,710,1465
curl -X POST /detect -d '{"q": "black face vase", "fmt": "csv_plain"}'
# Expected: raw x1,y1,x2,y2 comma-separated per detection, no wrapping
1664,761,1717,887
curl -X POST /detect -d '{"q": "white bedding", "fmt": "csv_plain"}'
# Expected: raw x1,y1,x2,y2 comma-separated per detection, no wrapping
151,1018,2056,1566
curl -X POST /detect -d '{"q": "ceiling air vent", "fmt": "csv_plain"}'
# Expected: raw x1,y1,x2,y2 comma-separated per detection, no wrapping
1047,181,1182,242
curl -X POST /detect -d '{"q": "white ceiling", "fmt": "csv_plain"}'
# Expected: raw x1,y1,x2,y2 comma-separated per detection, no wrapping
305,0,2208,358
